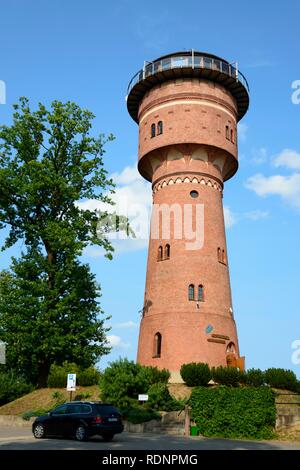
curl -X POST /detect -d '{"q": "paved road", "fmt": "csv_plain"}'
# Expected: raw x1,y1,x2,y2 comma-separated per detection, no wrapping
0,426,299,450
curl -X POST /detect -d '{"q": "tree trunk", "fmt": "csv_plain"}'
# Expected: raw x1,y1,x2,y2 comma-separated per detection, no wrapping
37,360,50,388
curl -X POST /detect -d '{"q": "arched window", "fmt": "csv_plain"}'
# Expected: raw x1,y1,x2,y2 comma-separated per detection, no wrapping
165,244,170,259
151,123,156,138
157,121,163,135
226,342,236,354
222,249,226,264
198,284,204,301
225,125,229,139
217,247,221,261
153,332,162,357
230,129,234,143
188,284,195,301
157,245,163,261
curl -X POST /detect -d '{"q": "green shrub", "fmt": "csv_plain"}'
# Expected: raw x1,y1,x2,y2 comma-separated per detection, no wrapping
147,383,183,411
138,366,170,386
51,390,66,405
211,366,243,387
47,362,79,388
245,368,265,387
47,362,100,388
121,406,161,424
0,370,32,406
99,358,170,409
180,362,211,387
22,408,49,421
189,386,276,439
264,368,298,391
77,366,101,386
74,392,91,400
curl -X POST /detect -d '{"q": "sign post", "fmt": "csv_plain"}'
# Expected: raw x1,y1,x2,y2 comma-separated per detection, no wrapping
0,341,6,365
67,373,76,402
138,394,148,404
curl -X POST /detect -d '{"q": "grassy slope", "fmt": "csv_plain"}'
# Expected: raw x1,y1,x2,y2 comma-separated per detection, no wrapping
168,383,192,400
0,386,100,416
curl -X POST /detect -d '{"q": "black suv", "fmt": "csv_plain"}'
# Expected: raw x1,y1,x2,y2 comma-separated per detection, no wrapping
32,401,123,441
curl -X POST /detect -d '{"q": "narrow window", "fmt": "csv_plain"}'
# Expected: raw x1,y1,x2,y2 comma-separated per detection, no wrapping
217,247,221,261
230,129,234,143
157,121,163,135
188,284,195,301
157,246,163,261
226,342,236,354
198,284,204,301
165,244,170,259
151,123,156,138
225,125,229,139
153,332,162,357
222,249,226,264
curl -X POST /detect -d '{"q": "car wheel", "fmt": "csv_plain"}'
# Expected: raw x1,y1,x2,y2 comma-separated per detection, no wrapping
33,423,46,439
75,425,87,441
102,433,114,442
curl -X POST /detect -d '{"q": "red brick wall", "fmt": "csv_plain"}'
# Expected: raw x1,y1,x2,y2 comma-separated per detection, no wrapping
135,77,241,380
138,79,238,182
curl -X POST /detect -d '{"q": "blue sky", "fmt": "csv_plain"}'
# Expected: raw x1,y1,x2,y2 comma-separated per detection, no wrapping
0,0,300,376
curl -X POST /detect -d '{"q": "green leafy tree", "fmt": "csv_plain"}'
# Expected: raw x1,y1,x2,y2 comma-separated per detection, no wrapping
0,98,128,386
0,252,109,386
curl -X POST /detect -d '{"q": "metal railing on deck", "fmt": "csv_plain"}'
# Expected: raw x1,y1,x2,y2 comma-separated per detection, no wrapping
127,53,249,95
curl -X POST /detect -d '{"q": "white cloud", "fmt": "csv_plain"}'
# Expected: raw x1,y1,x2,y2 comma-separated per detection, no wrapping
107,335,130,349
273,149,300,170
114,321,138,329
246,173,300,208
252,147,268,165
85,238,149,258
76,199,107,212
224,206,237,228
245,210,269,221
77,166,151,214
238,123,248,142
79,164,152,257
111,165,140,185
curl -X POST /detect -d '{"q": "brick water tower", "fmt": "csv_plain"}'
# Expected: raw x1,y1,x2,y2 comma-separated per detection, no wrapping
127,51,249,382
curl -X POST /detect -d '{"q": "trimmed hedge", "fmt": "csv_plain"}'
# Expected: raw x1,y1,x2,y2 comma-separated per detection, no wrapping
245,368,265,387
47,362,79,388
189,386,276,439
47,362,100,387
212,366,244,387
77,366,101,386
264,368,298,391
180,363,211,387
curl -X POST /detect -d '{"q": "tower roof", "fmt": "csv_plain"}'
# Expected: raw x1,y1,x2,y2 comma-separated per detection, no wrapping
126,50,249,123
